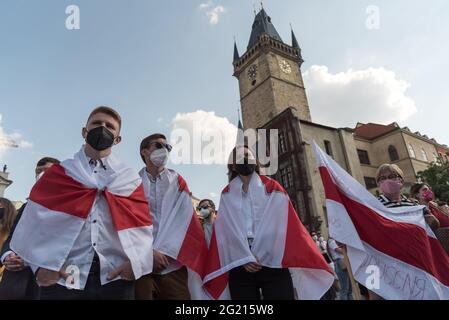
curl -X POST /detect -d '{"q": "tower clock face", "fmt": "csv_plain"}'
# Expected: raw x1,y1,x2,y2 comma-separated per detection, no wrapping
247,64,258,81
279,60,292,74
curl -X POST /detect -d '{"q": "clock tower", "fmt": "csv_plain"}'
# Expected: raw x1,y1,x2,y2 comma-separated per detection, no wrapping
233,8,311,129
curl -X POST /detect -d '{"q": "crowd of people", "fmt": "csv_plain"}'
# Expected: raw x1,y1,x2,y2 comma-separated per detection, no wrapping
0,106,448,300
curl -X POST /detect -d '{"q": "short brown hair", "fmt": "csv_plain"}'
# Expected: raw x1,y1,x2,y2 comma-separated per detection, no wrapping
139,133,167,163
87,106,122,130
36,157,60,167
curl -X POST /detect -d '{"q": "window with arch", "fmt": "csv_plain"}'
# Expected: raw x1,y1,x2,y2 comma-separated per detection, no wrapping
408,144,416,158
388,145,399,162
421,148,429,162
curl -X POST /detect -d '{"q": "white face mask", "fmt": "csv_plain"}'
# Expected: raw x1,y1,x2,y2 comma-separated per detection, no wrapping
312,235,318,241
200,208,211,218
150,148,169,168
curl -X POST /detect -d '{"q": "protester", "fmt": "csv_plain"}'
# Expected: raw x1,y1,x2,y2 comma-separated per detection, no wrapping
203,145,334,300
0,198,17,281
0,157,59,300
376,164,439,231
196,199,217,247
410,183,449,228
136,134,207,300
314,142,449,300
9,106,154,300
328,237,353,300
411,183,449,255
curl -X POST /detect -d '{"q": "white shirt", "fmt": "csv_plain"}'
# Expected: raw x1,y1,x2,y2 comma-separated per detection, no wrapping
202,219,214,248
241,178,255,247
35,152,130,289
327,238,344,261
146,168,182,274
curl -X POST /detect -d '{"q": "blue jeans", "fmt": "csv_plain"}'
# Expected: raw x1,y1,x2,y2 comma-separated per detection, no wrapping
334,259,353,300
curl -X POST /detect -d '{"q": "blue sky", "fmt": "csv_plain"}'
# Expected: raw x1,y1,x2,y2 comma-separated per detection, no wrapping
1,0,449,204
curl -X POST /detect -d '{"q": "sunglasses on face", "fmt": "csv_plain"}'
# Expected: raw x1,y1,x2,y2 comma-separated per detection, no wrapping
150,141,172,152
377,174,401,182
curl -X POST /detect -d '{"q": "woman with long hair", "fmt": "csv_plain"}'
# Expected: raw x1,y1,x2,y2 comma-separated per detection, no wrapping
0,197,17,281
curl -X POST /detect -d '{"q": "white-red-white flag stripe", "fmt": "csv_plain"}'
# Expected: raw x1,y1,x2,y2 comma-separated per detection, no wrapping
312,141,449,300
203,174,334,300
11,151,153,280
140,169,208,299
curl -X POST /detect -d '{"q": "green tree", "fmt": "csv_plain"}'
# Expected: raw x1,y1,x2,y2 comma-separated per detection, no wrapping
417,160,449,203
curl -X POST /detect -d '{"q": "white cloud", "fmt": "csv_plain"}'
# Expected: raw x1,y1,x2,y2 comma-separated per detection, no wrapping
170,110,237,165
199,1,212,9
199,2,226,25
303,65,417,128
0,114,33,159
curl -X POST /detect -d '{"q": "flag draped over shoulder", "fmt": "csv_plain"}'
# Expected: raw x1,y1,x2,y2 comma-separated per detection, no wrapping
11,149,153,280
140,169,208,299
312,141,449,300
429,204,449,228
203,173,334,300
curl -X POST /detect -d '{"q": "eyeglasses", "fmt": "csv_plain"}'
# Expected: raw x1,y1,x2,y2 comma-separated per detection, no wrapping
150,141,172,152
377,174,401,182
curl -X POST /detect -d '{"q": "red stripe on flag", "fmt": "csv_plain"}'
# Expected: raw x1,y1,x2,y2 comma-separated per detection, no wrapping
222,184,230,194
104,183,152,231
177,174,191,194
319,166,449,286
430,205,449,228
282,200,333,273
177,210,208,277
204,228,229,300
29,164,97,219
260,176,287,194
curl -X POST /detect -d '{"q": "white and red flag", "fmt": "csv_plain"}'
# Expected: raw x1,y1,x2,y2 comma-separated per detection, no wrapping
313,141,449,300
203,173,334,300
11,148,153,280
140,169,208,299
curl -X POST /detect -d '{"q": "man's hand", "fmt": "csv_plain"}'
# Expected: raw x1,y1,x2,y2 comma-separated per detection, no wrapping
107,261,135,281
4,252,26,272
243,262,262,273
36,268,70,287
153,250,169,273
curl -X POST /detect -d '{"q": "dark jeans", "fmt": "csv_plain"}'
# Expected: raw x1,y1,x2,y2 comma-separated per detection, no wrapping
229,266,294,300
39,257,135,300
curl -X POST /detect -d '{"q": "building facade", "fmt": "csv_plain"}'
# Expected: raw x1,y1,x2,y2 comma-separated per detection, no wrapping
234,8,448,235
0,171,12,198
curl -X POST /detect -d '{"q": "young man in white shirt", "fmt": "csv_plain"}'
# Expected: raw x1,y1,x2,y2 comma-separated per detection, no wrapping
10,107,153,300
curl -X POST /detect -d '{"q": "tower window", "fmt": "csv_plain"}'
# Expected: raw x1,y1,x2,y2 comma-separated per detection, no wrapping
279,166,293,189
357,149,371,165
388,145,399,162
251,80,256,86
364,177,377,190
408,144,416,158
324,140,333,158
421,148,429,162
279,130,287,154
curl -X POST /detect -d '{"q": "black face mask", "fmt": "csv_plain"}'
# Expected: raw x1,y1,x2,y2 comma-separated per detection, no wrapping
0,208,5,220
235,163,256,176
86,126,115,151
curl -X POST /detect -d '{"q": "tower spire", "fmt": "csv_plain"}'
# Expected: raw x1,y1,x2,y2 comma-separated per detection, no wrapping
247,6,283,50
233,38,240,62
291,24,300,49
